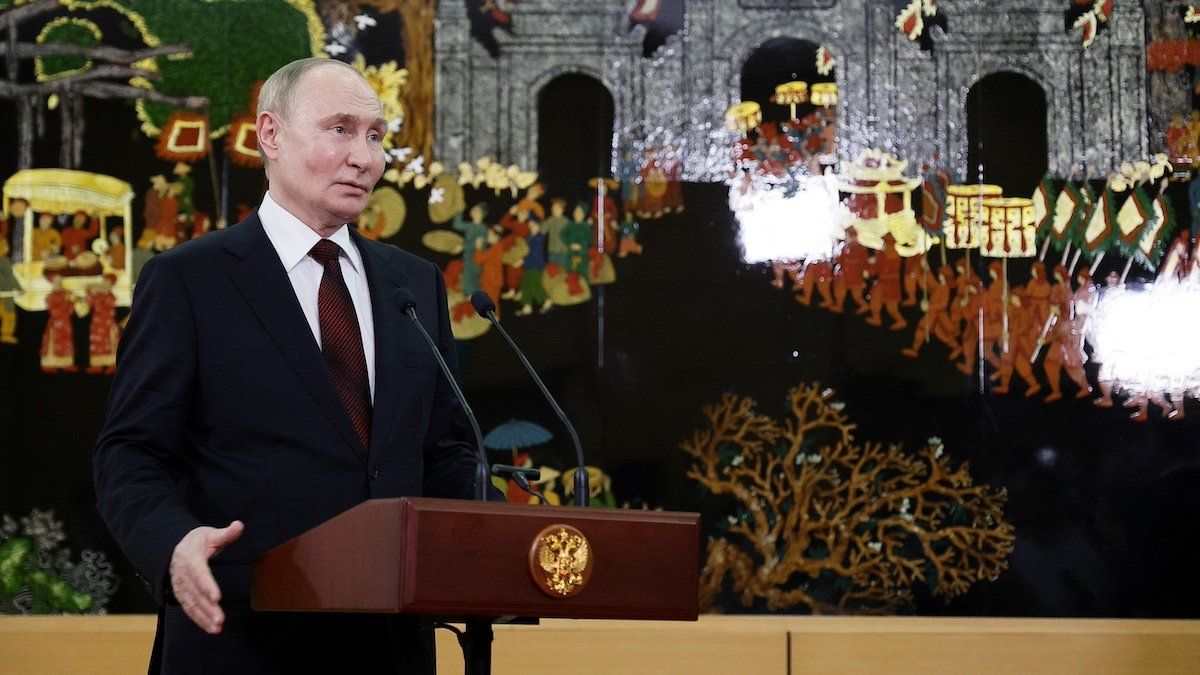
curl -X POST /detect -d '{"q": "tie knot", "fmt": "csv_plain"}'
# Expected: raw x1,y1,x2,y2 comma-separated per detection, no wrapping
310,239,342,267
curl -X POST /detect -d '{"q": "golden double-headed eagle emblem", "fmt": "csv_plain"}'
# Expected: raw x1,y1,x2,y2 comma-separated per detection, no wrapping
528,524,593,598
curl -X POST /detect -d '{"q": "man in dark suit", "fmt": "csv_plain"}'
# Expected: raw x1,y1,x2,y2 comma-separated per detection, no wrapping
94,58,480,673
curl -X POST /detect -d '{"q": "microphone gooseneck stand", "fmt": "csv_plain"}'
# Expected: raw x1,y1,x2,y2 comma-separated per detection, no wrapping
392,289,494,674
470,291,591,507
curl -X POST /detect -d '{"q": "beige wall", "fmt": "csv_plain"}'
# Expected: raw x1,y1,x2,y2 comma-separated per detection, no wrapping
2,615,1198,674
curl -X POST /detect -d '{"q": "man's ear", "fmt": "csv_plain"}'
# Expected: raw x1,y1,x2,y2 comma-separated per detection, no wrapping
256,111,282,164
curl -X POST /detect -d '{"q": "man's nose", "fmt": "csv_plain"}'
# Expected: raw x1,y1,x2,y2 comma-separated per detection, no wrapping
347,136,374,171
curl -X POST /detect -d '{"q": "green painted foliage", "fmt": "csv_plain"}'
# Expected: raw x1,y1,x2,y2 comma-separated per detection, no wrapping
39,21,101,79
114,0,320,133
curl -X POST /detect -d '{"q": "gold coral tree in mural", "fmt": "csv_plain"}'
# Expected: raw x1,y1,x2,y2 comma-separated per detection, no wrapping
354,0,435,161
682,383,1014,614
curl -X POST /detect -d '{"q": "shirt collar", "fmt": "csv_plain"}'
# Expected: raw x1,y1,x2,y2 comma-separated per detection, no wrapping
258,191,364,275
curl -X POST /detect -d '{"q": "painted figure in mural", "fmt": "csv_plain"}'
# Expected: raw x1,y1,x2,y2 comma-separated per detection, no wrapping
143,175,165,238
355,201,387,240
865,235,907,330
188,211,213,240
94,58,483,672
635,149,666,218
952,272,984,374
977,262,1008,371
40,275,76,373
32,212,62,261
153,182,181,251
902,251,926,307
498,205,532,300
618,209,642,258
516,182,546,221
84,274,119,375
1166,113,1190,167
830,227,869,314
541,197,571,271
61,211,100,260
661,151,685,215
990,294,1041,397
794,258,833,308
1023,261,1051,327
516,220,552,316
1187,111,1200,169
1042,304,1092,403
616,147,641,212
474,226,507,315
563,202,593,294
105,230,126,271
172,162,195,219
0,236,18,345
901,264,956,358
771,259,799,290
452,202,489,297
5,198,27,264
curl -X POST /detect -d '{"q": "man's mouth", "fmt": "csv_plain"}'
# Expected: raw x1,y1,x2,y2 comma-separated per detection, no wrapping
338,181,370,194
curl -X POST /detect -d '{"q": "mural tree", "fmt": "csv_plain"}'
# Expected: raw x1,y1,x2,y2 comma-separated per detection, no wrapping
0,0,204,169
354,0,436,160
683,383,1014,614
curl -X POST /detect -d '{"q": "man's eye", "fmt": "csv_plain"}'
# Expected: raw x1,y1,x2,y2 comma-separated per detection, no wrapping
333,126,346,134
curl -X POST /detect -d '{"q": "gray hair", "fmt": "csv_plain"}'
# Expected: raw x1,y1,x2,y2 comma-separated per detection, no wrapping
256,57,367,174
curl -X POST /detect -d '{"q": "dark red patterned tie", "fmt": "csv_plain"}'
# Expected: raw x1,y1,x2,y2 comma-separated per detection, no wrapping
309,239,371,453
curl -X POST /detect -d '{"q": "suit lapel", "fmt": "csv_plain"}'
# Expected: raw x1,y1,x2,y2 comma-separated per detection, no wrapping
225,215,366,464
352,230,410,460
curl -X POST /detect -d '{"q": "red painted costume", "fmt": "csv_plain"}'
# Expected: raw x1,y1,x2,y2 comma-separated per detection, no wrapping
40,283,76,372
831,233,869,314
866,239,906,330
86,282,119,374
60,213,100,260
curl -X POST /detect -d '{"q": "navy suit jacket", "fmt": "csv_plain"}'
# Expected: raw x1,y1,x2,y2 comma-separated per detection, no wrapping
93,213,480,608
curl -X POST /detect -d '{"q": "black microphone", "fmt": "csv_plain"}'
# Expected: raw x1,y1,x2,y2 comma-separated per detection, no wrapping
470,291,590,507
393,288,492,502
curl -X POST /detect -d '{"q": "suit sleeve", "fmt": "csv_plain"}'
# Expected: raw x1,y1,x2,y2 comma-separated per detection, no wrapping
93,254,202,604
419,263,502,501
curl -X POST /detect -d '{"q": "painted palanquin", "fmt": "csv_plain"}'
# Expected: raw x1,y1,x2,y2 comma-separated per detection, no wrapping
5,169,134,311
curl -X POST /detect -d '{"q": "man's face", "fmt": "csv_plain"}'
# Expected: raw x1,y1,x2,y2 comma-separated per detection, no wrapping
259,66,387,232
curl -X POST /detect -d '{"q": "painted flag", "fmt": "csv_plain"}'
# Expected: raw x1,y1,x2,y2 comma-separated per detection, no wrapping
1049,182,1089,249
630,0,662,22
1079,186,1116,255
1031,173,1057,239
1114,185,1154,256
815,45,837,76
1137,193,1177,268
918,166,950,235
895,0,923,40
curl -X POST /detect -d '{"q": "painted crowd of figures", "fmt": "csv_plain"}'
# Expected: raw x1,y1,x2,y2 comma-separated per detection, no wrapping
777,226,1200,421
440,179,663,322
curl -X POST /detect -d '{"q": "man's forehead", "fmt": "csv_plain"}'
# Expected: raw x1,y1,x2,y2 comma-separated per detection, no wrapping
294,66,382,113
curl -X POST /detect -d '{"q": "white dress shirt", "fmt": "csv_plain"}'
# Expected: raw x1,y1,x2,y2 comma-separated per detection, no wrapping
258,192,376,400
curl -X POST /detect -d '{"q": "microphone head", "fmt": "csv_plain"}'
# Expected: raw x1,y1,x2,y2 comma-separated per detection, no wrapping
470,291,496,317
392,287,417,314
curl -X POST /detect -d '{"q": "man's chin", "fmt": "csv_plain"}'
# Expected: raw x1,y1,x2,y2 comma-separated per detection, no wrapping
329,200,370,224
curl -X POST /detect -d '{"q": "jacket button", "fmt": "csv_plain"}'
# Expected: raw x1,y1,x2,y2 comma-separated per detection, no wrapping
371,469,380,480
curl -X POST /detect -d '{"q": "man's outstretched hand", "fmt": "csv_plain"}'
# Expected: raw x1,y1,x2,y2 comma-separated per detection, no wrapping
169,521,244,634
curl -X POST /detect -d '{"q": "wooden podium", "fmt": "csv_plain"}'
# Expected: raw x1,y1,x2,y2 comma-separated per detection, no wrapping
252,497,700,671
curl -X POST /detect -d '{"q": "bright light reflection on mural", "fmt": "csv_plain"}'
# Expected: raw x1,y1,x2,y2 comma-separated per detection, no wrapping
1091,281,1200,407
731,174,841,264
